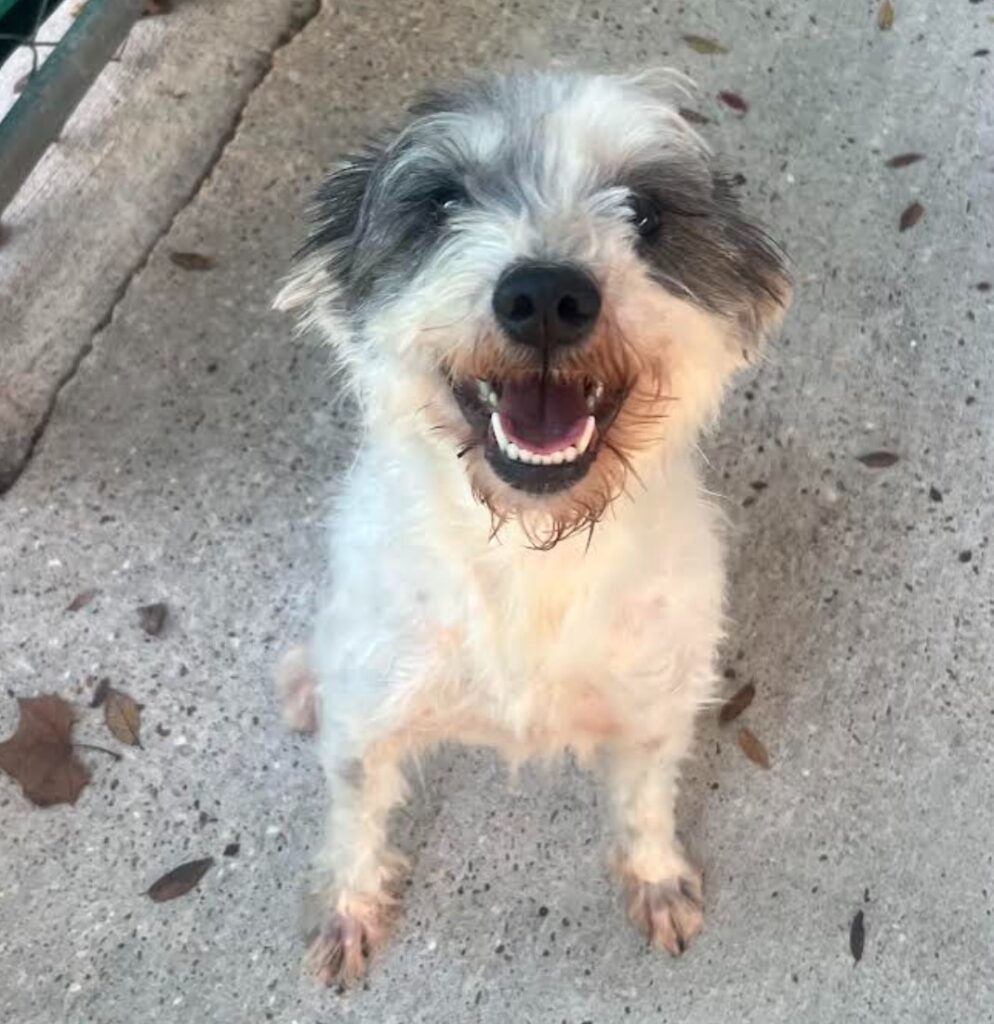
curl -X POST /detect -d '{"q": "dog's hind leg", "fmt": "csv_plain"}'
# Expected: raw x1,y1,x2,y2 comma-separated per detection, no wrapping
275,645,319,734
604,733,704,957
306,731,413,986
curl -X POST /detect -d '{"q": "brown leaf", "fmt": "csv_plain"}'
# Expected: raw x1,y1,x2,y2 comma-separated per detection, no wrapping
682,34,729,55
885,153,924,168
877,0,894,30
737,727,771,769
146,857,214,902
138,602,168,636
168,251,215,272
89,677,111,708
0,696,90,806
67,588,99,612
718,90,749,114
850,909,866,963
899,201,924,232
719,682,756,724
856,450,899,469
143,0,173,15
104,687,142,747
679,107,711,125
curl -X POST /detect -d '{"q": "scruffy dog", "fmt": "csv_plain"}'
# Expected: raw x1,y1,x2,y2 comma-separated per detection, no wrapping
275,70,790,985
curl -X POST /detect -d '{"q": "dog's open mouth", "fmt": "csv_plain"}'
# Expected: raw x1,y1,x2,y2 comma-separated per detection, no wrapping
452,373,624,494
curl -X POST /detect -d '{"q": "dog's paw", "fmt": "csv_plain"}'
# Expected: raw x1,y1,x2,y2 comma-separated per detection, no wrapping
306,894,393,987
276,645,318,734
623,864,704,956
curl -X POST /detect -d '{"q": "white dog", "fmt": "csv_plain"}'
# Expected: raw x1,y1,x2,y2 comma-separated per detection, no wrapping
275,70,790,985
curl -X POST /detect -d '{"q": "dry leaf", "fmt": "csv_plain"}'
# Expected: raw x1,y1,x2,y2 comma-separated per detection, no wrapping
89,677,111,708
899,201,924,232
147,857,214,902
0,695,90,806
856,451,899,468
885,153,924,168
718,90,749,114
67,588,99,612
719,682,756,724
850,909,865,963
679,107,711,125
169,251,215,271
682,34,729,55
138,602,168,636
104,687,142,747
143,0,173,15
877,0,894,30
737,727,771,769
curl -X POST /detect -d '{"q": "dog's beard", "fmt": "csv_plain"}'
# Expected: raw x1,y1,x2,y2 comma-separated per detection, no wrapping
436,324,673,550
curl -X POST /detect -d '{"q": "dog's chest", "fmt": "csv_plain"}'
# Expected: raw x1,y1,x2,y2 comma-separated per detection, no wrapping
453,542,634,751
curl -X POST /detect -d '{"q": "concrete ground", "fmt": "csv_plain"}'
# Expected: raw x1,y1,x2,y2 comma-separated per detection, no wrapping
1,0,992,1021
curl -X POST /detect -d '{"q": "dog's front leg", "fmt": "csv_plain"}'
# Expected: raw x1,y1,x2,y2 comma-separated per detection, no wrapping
306,732,411,986
605,735,704,956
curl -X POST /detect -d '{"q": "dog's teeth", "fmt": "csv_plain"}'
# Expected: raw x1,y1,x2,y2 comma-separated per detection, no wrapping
575,416,596,455
493,417,592,467
491,412,509,452
587,382,605,410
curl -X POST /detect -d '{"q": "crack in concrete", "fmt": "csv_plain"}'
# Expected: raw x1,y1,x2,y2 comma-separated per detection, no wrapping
0,0,321,496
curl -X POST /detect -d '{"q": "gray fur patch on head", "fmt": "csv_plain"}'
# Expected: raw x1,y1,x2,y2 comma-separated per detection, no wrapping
284,70,789,352
620,162,789,353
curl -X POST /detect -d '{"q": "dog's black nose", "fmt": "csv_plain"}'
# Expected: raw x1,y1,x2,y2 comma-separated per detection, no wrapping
492,263,601,351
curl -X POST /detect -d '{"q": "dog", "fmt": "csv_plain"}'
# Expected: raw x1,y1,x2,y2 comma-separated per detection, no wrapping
275,70,790,985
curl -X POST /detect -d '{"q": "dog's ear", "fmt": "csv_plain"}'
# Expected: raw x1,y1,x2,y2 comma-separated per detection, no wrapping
274,151,380,313
709,172,792,362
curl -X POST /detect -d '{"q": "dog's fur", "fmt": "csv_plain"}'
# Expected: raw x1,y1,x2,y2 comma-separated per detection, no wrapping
275,70,790,984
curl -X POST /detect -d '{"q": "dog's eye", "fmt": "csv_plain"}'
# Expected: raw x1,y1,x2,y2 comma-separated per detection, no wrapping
428,185,467,223
627,194,661,238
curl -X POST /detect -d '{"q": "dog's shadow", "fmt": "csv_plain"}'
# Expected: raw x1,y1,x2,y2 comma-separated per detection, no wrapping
686,415,847,898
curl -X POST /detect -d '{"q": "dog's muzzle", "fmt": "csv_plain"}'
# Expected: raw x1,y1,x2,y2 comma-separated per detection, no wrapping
450,261,624,495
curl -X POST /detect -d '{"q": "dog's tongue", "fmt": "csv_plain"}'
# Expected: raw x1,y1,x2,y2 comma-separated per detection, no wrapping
499,377,588,453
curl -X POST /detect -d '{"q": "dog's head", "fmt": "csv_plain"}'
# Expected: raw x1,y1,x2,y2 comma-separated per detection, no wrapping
278,72,790,546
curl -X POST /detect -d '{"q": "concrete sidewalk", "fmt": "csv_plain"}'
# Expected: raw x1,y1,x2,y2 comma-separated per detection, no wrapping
1,1,992,1022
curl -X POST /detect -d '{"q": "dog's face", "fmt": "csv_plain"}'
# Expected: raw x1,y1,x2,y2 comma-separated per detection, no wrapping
279,73,790,545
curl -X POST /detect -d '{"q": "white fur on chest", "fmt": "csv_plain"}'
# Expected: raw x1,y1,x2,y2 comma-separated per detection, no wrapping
314,435,726,759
